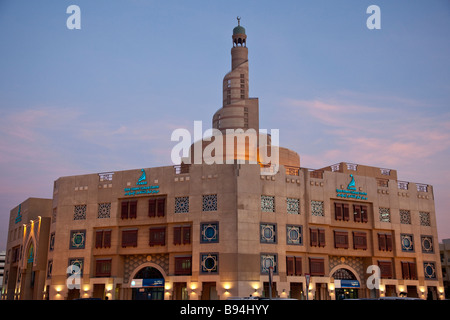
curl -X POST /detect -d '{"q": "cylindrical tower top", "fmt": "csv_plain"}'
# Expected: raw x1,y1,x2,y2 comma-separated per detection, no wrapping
232,16,247,47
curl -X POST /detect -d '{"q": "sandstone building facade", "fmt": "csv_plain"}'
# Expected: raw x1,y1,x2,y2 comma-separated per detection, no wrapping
1,20,444,300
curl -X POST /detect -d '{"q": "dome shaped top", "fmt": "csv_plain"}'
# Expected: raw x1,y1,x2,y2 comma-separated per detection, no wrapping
233,16,245,35
233,25,246,35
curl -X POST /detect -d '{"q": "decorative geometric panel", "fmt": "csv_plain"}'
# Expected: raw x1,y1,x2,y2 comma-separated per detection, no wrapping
261,196,275,212
123,254,169,283
260,224,276,243
202,194,217,212
200,253,219,273
69,230,86,249
73,205,87,220
52,207,57,224
287,198,300,214
201,223,219,243
419,212,431,226
175,196,190,213
67,258,84,276
97,203,111,219
399,209,411,224
286,225,302,245
311,200,324,217
261,254,277,274
379,207,391,222
329,256,364,283
423,262,436,279
400,234,414,252
421,235,434,253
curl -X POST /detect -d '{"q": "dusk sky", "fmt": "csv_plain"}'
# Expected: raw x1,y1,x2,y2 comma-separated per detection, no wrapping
1,0,449,251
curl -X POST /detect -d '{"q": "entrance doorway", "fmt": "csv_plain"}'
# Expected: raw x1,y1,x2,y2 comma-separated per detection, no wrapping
173,282,188,300
290,282,305,300
131,266,165,301
201,282,218,300
132,287,164,300
332,267,360,300
263,282,277,298
336,288,358,300
315,283,330,300
427,286,438,300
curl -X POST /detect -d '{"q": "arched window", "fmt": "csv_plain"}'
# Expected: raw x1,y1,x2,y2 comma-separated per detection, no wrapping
134,266,164,279
332,268,356,280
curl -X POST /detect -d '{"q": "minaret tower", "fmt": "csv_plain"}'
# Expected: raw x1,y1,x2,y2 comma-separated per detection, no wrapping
212,17,259,133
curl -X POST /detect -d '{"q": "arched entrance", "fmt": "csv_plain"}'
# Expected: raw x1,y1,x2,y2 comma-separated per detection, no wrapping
130,266,165,300
331,267,360,300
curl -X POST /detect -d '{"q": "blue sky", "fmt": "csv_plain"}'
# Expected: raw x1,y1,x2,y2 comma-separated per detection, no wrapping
0,0,449,250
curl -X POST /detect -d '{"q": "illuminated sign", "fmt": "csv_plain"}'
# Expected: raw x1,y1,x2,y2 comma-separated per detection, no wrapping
334,279,360,288
130,278,164,288
336,174,368,200
15,204,22,224
124,169,160,196
124,185,160,196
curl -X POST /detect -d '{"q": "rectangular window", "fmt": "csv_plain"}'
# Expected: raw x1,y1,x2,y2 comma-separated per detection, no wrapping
95,230,112,249
353,232,367,250
175,256,192,275
174,225,191,245
121,200,137,219
121,229,138,248
335,203,343,220
377,179,389,188
129,201,137,219
149,227,166,246
309,258,325,276
148,197,166,217
286,256,302,276
334,203,350,221
378,233,393,251
378,260,393,279
95,259,112,277
310,228,318,247
361,205,368,222
310,228,325,247
318,229,326,247
379,207,391,222
401,261,417,280
334,231,349,249
353,205,361,222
